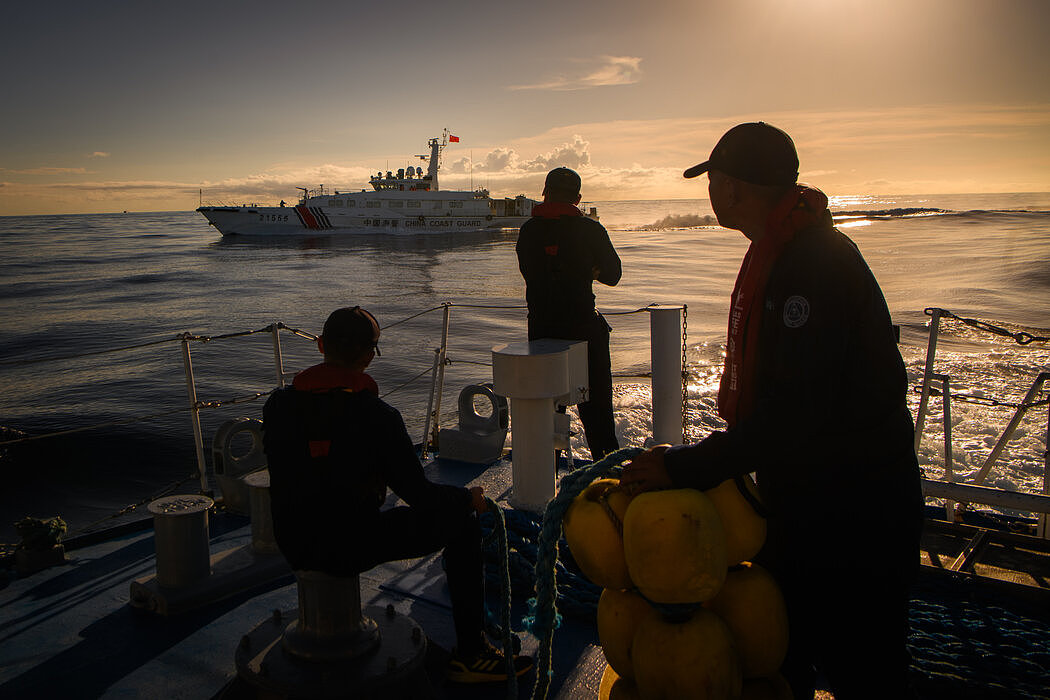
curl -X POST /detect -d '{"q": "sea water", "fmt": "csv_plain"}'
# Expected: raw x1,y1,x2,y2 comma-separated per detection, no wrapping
1,193,1049,543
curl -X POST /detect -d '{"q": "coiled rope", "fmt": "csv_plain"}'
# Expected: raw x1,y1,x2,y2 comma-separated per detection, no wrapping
480,496,517,700
522,446,643,700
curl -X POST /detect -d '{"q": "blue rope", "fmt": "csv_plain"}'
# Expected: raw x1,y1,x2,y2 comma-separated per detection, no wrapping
524,447,643,700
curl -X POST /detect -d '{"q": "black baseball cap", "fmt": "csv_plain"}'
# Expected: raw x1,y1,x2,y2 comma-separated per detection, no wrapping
322,306,381,356
683,122,799,186
543,167,582,196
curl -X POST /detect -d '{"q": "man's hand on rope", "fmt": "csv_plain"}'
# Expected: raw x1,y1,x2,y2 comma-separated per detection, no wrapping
620,444,673,495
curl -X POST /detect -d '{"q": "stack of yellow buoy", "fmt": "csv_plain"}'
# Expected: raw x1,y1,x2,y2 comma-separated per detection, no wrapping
562,476,791,700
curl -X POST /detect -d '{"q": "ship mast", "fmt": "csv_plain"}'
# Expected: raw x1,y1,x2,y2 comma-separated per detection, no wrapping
417,128,450,191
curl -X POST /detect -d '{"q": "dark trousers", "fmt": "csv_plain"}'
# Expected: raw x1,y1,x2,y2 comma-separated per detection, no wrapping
352,506,485,655
758,514,920,700
528,312,619,460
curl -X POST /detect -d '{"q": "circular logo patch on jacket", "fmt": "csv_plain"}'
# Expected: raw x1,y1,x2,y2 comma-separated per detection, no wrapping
783,295,810,328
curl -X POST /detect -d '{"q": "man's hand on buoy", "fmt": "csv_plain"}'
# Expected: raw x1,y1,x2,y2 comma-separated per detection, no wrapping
620,444,673,495
470,486,488,514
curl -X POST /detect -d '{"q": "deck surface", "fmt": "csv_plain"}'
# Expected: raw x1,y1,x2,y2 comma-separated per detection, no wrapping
2,455,1049,699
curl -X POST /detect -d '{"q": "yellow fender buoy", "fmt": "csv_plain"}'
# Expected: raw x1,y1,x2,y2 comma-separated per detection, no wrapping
598,587,657,679
623,488,727,603
705,563,789,679
599,664,644,700
563,478,634,589
631,607,742,699
703,476,766,565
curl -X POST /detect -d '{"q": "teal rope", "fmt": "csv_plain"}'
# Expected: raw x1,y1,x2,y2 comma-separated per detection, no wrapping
482,496,517,699
525,447,643,700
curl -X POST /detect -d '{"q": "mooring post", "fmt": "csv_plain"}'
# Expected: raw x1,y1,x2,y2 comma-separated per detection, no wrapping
649,305,685,446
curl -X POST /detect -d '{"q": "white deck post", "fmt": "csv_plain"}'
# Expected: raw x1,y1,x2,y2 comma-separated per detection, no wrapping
492,339,587,512
649,305,684,446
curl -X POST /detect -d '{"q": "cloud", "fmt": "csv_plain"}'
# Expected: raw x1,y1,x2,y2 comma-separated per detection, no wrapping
510,55,642,91
447,147,520,174
88,152,110,158
523,135,591,170
447,136,591,176
1,167,88,175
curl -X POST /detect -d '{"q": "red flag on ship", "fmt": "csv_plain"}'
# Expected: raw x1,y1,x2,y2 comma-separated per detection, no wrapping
449,135,460,142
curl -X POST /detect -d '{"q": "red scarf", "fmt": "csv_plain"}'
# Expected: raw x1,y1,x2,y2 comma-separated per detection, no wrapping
532,200,583,219
717,185,829,426
292,363,379,395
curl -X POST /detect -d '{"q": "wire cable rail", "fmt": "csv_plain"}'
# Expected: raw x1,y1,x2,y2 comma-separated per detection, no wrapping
0,302,679,450
5,302,1046,539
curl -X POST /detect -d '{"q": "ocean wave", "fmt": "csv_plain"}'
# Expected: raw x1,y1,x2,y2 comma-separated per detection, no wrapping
833,207,949,220
637,213,719,230
833,207,1050,222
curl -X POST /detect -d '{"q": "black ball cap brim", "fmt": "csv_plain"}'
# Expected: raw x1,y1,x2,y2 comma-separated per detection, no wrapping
683,162,710,179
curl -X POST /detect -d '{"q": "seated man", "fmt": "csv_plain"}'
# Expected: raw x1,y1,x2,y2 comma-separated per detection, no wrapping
263,305,532,683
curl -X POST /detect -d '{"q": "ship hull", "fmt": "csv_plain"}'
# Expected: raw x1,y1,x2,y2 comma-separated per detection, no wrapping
198,206,528,236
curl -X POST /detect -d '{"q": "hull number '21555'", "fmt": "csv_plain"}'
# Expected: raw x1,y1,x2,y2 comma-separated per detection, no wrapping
260,214,290,222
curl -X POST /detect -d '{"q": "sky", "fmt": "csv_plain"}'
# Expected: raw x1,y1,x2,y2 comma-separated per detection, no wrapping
1,0,1048,216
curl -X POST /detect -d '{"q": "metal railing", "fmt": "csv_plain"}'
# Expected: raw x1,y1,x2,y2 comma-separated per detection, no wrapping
0,303,686,528
913,308,1050,537
6,302,1048,539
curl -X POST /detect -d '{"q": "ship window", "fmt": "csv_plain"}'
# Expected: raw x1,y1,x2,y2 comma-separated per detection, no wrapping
388,201,404,208
407,200,421,208
366,201,382,208
346,200,356,208
450,200,463,208
329,199,344,207
432,201,442,209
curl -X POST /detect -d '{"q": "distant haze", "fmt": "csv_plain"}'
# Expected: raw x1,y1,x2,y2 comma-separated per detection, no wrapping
1,0,1047,215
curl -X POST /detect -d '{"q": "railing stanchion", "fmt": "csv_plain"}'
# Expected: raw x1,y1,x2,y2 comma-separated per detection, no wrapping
180,334,210,494
914,309,942,454
649,305,685,446
934,373,955,520
427,304,452,454
421,348,442,460
271,322,287,388
1040,384,1049,539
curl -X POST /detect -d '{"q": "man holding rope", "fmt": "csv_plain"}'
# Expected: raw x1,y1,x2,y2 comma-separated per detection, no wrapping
621,124,923,699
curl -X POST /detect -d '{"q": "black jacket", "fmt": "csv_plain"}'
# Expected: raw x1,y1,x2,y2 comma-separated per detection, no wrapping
516,212,621,333
263,387,470,572
664,220,921,523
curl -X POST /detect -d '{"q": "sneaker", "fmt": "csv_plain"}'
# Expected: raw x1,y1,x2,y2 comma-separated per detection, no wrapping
445,643,534,684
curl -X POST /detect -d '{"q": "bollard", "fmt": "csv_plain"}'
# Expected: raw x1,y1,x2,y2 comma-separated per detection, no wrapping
244,470,279,554
148,494,214,588
281,571,381,662
492,339,587,512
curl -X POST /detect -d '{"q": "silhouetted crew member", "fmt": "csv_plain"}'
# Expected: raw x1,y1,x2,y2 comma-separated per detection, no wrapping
517,167,622,460
622,124,923,699
263,305,532,684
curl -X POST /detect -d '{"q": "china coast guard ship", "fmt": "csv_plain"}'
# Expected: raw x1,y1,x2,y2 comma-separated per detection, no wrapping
197,130,594,236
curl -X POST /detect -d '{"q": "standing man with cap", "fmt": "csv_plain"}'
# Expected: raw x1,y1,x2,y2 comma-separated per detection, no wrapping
517,167,622,461
621,124,923,698
263,305,533,684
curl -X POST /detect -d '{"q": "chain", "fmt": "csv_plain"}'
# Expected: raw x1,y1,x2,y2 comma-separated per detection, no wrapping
926,307,1049,345
912,384,1048,410
681,304,689,443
